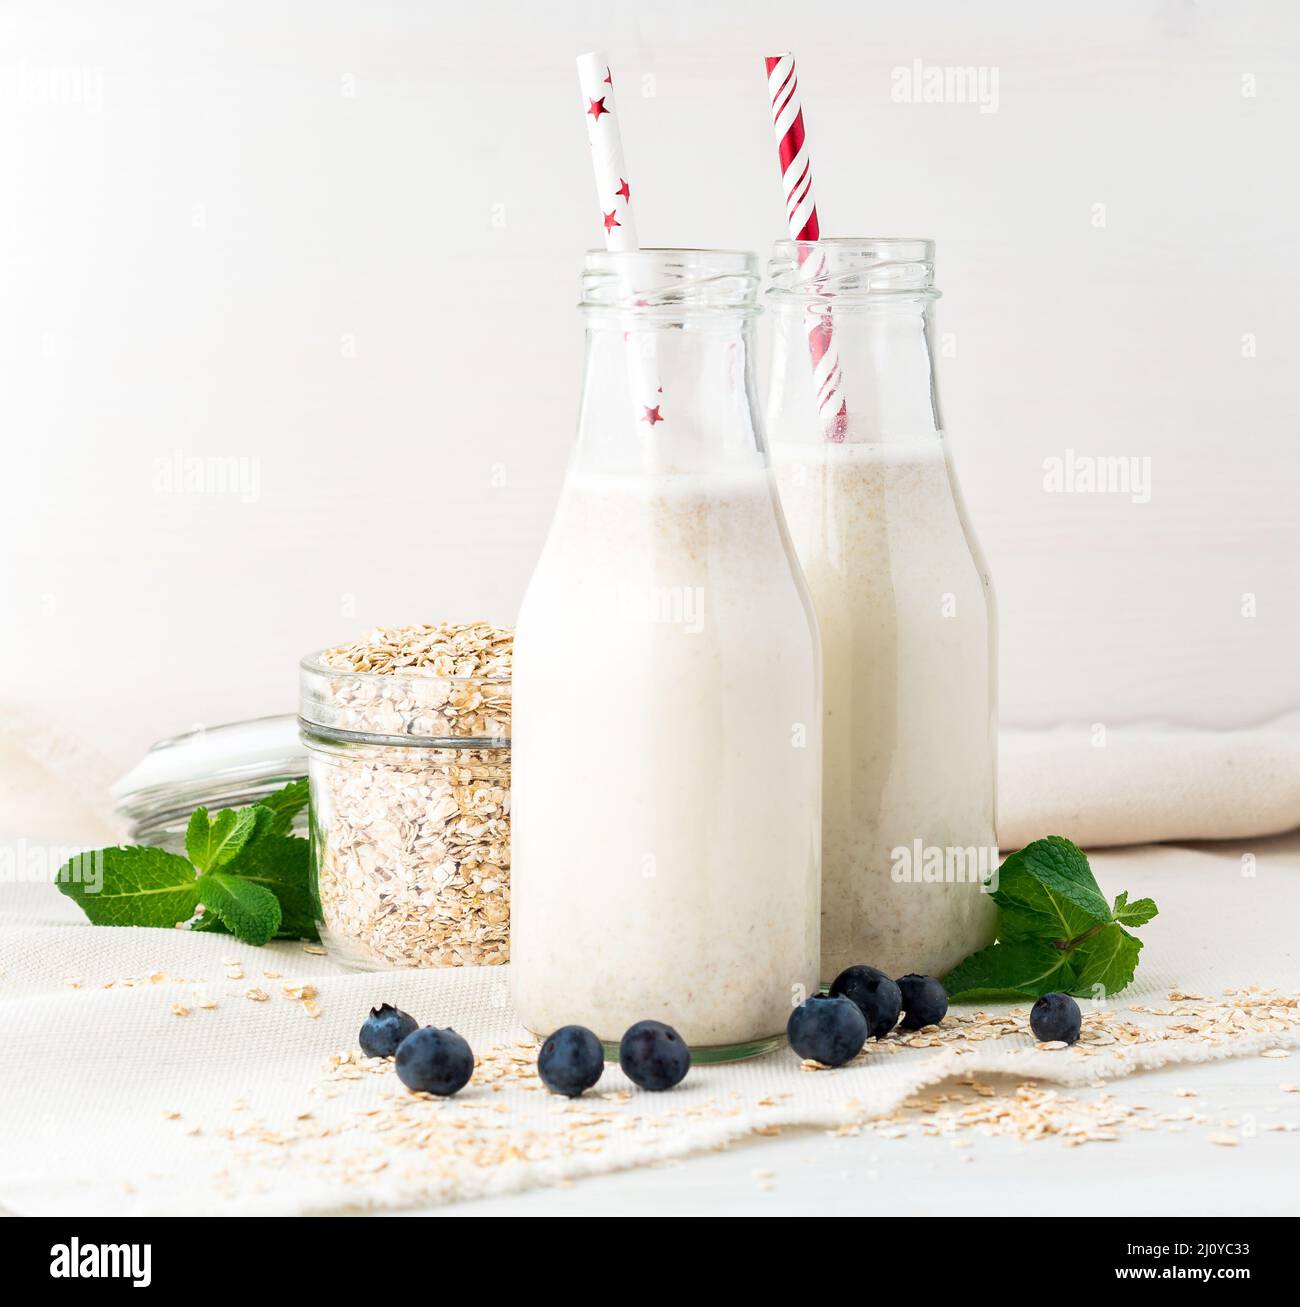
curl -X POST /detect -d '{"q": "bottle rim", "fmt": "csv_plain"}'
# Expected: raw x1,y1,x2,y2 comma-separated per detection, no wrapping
582,247,762,316
768,237,939,304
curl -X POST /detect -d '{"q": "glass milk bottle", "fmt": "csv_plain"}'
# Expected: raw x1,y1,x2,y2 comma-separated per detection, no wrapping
511,248,821,1061
767,238,997,983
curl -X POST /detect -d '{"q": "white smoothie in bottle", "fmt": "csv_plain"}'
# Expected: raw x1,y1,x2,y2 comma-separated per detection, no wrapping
767,238,997,982
511,249,821,1057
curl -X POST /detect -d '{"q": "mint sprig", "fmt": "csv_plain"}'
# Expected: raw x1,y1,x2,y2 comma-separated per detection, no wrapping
186,806,258,872
56,780,317,947
943,836,1158,1003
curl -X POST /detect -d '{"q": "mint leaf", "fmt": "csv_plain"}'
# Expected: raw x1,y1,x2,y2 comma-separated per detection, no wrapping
944,836,1160,1002
196,870,282,946
186,806,258,872
248,778,310,841
227,835,317,940
943,938,1078,1002
1070,924,1142,998
991,836,1111,942
1113,893,1159,928
56,846,199,929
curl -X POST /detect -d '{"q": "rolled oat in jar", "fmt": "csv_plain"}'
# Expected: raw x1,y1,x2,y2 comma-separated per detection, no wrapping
299,622,511,970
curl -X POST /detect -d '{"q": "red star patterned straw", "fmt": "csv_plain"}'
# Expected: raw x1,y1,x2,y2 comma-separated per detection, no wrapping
765,52,847,441
577,50,664,430
578,50,638,253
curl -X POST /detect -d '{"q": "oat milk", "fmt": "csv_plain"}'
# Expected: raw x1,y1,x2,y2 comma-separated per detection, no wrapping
772,439,997,981
510,464,821,1052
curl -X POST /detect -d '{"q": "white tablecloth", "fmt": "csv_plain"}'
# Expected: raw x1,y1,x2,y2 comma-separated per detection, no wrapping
2,835,1298,1215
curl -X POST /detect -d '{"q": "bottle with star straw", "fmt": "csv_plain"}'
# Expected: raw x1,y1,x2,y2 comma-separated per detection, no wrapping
761,52,999,986
509,53,821,1064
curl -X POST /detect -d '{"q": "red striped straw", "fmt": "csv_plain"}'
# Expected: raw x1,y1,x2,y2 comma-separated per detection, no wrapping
765,53,847,441
577,50,664,429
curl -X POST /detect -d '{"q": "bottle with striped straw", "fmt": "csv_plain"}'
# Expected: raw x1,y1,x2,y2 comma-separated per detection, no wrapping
762,54,999,985
509,55,821,1062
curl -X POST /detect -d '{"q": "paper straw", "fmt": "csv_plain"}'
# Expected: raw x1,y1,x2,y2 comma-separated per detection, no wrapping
578,51,639,253
577,51,664,429
765,53,847,441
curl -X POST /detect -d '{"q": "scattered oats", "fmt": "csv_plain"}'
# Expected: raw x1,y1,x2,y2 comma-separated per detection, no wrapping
224,964,245,981
198,998,218,1010
302,944,327,956
1261,1048,1290,1059
1280,1083,1300,1093
1037,1041,1069,1051
148,971,166,984
183,983,1300,1200
170,1003,190,1017
302,1000,322,1019
263,971,283,980
244,987,271,1002
162,1111,182,1120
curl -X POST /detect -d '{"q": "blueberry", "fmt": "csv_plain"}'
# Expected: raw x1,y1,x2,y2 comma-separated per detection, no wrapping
538,1025,605,1098
358,1002,419,1058
828,965,902,1038
1030,992,1082,1044
786,994,868,1066
393,1026,474,1095
896,974,949,1031
618,1020,690,1091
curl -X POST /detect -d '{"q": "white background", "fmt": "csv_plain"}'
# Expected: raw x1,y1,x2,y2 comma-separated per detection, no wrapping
3,0,1297,785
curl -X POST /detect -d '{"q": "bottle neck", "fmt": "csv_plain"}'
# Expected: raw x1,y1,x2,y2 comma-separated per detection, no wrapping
575,312,764,476
765,297,942,447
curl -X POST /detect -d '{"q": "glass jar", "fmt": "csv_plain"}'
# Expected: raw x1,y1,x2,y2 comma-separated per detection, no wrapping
767,237,998,983
113,716,306,852
298,655,510,970
510,248,821,1061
